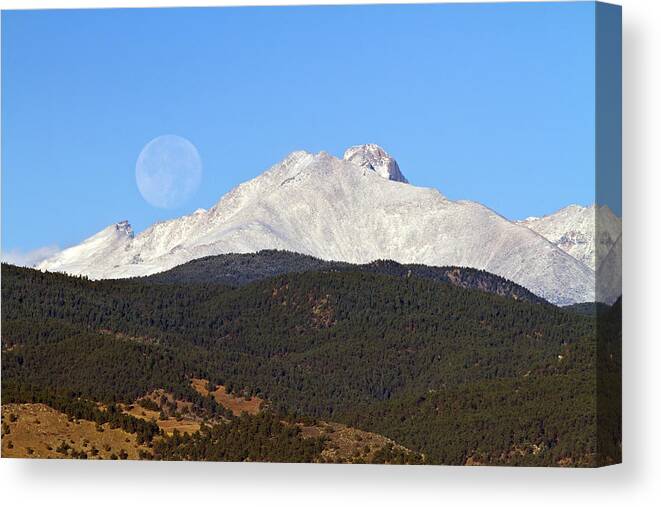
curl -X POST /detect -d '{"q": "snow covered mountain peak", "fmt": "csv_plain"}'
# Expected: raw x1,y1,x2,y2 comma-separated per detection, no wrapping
343,144,408,183
84,220,134,242
115,220,135,238
37,146,608,305
37,220,135,276
516,203,621,271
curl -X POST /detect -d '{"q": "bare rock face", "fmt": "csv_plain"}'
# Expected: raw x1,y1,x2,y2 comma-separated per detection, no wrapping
343,144,408,183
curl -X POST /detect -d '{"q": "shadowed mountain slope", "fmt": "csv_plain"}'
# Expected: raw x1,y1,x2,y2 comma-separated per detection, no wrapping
137,250,548,305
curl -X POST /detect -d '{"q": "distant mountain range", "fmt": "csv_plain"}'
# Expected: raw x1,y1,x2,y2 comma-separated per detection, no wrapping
37,144,621,305
516,203,622,304
516,203,621,271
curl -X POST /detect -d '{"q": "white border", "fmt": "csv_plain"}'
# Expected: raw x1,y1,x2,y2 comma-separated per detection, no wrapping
2,1,660,506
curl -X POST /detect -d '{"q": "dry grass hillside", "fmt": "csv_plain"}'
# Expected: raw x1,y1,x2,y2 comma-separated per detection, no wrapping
298,420,420,464
121,390,202,435
2,382,421,463
1,403,149,459
191,378,262,415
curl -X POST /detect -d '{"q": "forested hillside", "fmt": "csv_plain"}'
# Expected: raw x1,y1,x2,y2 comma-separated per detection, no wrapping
1,263,620,465
137,250,548,304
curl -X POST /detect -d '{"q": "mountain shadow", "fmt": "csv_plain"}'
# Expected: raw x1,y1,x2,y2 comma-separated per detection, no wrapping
137,249,549,305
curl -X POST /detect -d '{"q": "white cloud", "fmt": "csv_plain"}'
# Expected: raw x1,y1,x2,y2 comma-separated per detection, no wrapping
2,245,60,268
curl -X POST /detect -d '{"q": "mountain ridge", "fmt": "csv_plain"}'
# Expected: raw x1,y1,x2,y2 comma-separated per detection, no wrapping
517,203,621,271
37,144,600,305
136,249,549,305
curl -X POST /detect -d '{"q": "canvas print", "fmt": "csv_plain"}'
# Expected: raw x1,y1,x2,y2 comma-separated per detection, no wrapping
1,2,621,466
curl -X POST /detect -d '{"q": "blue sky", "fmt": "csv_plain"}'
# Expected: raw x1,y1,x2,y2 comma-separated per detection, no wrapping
2,2,601,256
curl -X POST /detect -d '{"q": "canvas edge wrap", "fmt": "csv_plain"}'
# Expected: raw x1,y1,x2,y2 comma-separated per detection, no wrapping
595,1,622,467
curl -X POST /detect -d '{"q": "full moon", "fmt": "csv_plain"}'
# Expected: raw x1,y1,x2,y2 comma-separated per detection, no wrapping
136,135,202,209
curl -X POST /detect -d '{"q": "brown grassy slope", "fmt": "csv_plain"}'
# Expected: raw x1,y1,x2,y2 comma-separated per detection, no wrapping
1,403,149,459
121,389,202,435
191,378,262,416
299,420,421,464
3,390,421,463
